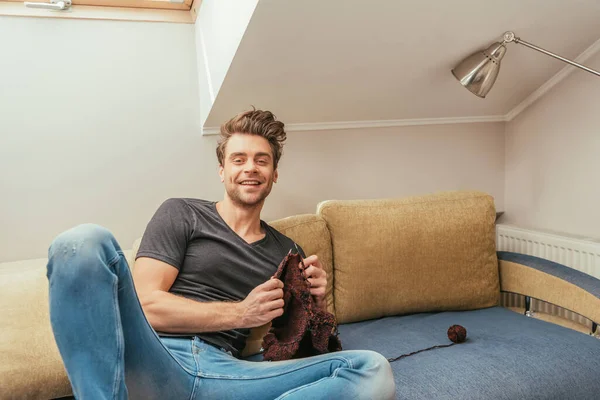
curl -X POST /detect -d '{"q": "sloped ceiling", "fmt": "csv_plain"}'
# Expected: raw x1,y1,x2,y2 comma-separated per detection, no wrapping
204,0,600,127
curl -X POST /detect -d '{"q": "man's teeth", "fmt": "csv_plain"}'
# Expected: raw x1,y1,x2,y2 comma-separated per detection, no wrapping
240,181,260,185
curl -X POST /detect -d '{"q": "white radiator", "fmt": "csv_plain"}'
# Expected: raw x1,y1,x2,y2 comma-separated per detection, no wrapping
496,224,600,329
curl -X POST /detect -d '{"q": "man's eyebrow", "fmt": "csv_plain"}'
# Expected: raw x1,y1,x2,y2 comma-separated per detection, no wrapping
229,152,272,159
255,152,272,159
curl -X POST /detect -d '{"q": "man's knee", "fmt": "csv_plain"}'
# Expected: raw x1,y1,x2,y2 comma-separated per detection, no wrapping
50,223,115,254
48,224,118,276
358,351,396,400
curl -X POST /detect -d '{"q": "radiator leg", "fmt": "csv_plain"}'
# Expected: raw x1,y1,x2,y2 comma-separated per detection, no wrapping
524,296,535,317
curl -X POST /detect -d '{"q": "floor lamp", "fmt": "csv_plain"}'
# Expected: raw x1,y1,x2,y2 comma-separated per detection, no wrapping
452,31,600,98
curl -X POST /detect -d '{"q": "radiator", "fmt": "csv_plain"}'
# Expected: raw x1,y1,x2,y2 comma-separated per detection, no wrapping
496,224,600,329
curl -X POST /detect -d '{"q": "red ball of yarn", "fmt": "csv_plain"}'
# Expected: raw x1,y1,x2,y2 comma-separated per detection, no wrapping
447,325,467,343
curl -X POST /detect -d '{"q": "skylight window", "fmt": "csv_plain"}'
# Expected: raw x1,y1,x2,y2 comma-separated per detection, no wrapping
21,0,191,10
1,0,199,22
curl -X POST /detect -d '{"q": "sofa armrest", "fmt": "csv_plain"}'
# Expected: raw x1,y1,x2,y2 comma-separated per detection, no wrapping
497,251,600,331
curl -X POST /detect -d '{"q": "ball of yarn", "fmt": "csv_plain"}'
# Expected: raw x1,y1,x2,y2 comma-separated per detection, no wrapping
447,325,467,343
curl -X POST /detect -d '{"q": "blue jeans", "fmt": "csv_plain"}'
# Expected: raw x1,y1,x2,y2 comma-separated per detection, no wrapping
47,224,396,400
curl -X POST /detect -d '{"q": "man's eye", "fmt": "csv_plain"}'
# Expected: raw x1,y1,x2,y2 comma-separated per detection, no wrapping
257,160,268,165
233,159,243,163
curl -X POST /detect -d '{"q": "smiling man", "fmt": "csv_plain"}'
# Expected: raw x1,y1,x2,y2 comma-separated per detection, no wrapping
46,109,395,399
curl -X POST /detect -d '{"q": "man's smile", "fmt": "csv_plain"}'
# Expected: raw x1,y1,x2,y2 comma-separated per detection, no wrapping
238,180,262,186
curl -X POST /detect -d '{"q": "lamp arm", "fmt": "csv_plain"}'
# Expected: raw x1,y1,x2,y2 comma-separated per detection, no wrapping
503,31,600,77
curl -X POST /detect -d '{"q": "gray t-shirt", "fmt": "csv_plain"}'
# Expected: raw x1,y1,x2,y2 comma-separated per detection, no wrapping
135,198,304,357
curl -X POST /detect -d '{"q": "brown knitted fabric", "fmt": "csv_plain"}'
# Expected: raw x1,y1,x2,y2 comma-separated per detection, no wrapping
262,250,342,361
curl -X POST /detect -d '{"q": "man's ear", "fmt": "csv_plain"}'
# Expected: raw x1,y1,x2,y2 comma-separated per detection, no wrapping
218,165,224,182
273,169,278,183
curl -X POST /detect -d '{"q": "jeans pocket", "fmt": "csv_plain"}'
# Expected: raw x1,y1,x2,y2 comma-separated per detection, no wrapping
160,336,198,375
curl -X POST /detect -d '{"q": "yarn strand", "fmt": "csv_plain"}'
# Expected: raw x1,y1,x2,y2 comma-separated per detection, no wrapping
386,325,467,363
387,343,456,363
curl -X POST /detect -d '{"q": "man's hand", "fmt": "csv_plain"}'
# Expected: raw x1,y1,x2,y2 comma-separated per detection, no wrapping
238,279,284,328
300,255,327,310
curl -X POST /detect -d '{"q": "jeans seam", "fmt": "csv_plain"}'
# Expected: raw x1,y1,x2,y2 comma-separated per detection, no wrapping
110,257,123,400
107,251,124,270
192,338,204,377
188,375,201,400
191,338,201,375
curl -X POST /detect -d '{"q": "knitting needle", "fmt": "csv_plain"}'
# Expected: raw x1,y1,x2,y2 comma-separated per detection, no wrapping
293,243,306,269
293,243,311,284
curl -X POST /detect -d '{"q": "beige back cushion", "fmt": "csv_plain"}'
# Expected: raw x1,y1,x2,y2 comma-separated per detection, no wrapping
318,191,499,324
268,214,334,314
0,259,72,399
130,237,142,270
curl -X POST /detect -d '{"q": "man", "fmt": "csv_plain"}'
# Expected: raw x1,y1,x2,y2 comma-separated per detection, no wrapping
47,109,395,399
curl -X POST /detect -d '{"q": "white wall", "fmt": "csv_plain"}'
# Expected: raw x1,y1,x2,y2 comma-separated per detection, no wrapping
0,16,505,263
0,16,204,263
267,123,506,220
504,50,600,241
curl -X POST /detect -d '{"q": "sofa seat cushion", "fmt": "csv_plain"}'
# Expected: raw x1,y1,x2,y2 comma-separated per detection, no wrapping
338,306,600,399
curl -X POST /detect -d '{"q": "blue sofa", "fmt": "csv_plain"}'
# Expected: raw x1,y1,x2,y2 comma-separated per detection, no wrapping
267,191,600,399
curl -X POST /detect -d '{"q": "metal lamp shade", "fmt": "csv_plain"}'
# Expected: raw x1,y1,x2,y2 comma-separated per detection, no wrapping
452,42,507,98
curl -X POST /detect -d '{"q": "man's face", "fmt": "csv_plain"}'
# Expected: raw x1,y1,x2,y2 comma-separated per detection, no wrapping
219,133,278,208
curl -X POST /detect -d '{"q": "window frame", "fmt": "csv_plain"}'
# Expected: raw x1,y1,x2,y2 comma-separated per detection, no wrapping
0,0,200,23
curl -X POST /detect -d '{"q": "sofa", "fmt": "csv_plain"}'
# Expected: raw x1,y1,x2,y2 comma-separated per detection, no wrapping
2,191,600,399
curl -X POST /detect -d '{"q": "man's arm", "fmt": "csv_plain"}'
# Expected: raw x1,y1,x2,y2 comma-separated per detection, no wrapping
133,257,284,333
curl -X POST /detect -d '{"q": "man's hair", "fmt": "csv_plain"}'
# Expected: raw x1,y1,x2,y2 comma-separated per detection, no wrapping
216,108,287,169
